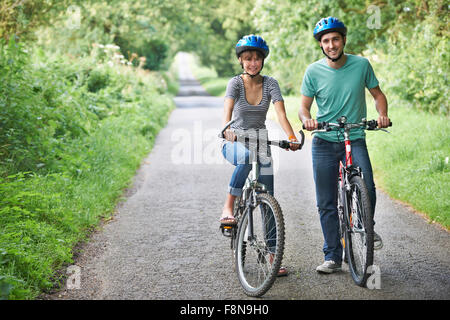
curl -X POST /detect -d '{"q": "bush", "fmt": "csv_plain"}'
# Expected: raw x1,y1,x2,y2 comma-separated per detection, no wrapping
0,37,94,174
0,35,174,299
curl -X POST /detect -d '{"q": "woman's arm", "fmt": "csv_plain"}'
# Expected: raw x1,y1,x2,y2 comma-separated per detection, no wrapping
223,97,236,141
273,100,299,150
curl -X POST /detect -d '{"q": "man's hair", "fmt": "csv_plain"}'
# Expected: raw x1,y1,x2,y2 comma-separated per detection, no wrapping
318,31,346,42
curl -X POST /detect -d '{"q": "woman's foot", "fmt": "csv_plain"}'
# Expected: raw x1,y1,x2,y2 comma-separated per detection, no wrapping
219,208,236,225
269,254,289,277
219,216,237,225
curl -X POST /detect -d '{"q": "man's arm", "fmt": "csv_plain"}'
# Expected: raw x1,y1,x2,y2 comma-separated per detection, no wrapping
298,95,317,130
368,86,390,128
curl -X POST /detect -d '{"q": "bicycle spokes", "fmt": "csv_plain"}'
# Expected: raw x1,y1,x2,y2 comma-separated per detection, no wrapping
351,189,365,233
235,193,284,297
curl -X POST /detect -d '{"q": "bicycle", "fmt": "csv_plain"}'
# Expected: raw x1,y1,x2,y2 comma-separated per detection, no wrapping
219,119,305,297
307,116,391,287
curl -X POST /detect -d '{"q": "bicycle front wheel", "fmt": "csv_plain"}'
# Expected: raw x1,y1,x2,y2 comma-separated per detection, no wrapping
345,175,374,287
235,193,285,297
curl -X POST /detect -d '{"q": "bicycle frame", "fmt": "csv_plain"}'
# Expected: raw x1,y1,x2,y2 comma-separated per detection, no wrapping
338,129,362,235
306,116,391,286
219,119,305,296
219,118,304,242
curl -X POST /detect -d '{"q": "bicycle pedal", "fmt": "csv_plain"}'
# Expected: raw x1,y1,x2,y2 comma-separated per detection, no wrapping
219,225,234,238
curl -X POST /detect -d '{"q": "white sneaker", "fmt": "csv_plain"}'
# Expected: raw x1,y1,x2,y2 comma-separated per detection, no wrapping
374,232,383,250
316,260,342,274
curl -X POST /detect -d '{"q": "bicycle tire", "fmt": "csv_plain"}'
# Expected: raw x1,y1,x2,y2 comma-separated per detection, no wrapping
345,175,374,287
235,193,285,297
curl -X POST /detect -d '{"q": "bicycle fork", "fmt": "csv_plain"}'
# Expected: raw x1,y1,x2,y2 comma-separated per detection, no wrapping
245,189,259,243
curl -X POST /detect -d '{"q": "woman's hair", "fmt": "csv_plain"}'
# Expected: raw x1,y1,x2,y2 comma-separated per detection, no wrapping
239,50,264,60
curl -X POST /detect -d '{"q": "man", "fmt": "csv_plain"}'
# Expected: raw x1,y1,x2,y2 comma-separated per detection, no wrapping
299,17,390,273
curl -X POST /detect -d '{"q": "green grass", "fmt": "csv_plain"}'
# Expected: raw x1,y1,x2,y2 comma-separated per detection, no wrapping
0,47,175,299
0,101,174,299
365,105,450,227
190,55,450,229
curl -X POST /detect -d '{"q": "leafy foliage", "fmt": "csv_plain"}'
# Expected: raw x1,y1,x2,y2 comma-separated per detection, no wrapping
251,0,449,115
0,0,448,300
0,1,175,299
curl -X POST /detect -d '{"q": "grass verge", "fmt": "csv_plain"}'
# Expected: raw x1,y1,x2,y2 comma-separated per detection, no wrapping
0,51,175,299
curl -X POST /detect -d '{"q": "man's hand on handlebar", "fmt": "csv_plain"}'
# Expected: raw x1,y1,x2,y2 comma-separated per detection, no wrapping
302,118,318,131
377,115,390,129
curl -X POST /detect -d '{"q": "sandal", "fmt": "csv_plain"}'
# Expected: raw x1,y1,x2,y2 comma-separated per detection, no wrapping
277,266,288,277
219,216,237,226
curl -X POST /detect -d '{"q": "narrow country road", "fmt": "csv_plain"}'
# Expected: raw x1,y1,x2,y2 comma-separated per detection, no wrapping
50,52,450,300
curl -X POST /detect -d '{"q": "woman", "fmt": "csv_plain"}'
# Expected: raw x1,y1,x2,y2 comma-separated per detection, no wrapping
220,35,299,229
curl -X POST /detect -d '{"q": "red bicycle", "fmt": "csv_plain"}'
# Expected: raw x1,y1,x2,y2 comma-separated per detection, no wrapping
310,116,391,286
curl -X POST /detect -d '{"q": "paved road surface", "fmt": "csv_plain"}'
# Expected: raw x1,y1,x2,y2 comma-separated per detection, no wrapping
50,52,450,300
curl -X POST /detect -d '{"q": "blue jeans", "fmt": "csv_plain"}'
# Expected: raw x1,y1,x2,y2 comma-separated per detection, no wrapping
222,141,276,251
222,141,274,196
312,137,376,263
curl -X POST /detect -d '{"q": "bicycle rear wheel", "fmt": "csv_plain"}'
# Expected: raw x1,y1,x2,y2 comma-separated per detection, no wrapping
235,193,284,297
345,175,374,286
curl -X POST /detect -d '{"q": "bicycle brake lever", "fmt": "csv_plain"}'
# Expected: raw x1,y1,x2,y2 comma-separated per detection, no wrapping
298,130,305,149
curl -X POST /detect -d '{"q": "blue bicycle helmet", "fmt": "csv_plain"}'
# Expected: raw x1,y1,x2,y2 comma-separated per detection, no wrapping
235,34,269,58
313,17,347,41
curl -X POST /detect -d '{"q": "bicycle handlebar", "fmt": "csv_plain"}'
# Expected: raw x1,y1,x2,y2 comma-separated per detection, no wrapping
219,119,305,150
302,116,392,132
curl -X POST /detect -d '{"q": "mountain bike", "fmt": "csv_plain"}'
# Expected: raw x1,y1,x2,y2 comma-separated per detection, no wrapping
308,116,391,287
219,119,305,297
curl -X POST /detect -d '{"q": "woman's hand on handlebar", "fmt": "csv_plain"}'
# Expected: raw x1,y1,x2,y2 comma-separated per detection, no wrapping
288,138,300,151
302,118,318,131
223,128,237,142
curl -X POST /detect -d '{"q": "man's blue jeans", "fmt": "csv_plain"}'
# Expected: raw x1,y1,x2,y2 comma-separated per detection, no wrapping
222,141,274,196
312,136,376,263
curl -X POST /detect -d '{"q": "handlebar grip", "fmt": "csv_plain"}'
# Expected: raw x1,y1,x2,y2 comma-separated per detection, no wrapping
279,140,290,149
298,130,305,149
219,119,237,138
302,122,326,130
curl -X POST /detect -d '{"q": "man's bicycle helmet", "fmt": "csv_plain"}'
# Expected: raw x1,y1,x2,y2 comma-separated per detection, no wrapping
235,34,269,58
313,17,347,41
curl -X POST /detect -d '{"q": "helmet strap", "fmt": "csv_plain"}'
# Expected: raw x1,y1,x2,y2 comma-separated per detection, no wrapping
321,47,345,62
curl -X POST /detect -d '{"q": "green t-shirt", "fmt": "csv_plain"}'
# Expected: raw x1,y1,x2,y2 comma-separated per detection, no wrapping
301,54,379,142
